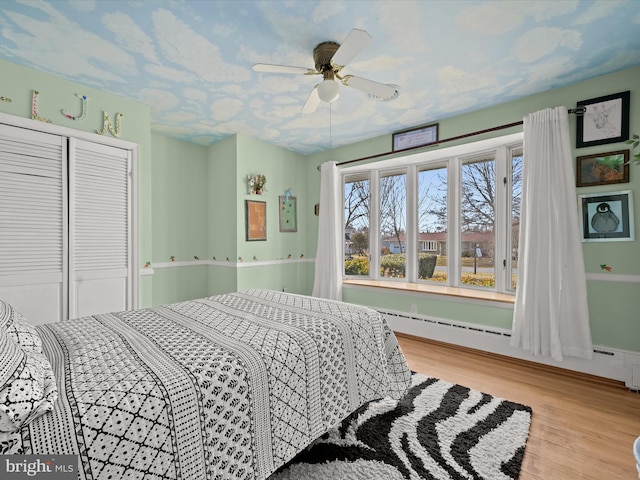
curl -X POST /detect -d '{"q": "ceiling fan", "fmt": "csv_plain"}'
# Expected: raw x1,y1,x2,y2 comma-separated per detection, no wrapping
252,28,399,113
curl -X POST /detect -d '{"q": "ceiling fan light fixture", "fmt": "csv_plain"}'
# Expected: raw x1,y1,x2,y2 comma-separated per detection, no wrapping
317,78,340,103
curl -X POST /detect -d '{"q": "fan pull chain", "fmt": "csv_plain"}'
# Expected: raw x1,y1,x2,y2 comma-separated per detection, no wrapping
329,103,332,150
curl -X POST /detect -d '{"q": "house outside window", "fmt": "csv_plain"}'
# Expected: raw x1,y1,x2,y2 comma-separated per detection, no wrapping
342,133,522,295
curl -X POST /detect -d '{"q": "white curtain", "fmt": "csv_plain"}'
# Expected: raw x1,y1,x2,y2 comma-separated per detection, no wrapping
511,107,593,361
312,161,342,300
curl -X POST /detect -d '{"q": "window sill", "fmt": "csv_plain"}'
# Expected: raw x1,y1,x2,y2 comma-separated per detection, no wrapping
342,279,515,305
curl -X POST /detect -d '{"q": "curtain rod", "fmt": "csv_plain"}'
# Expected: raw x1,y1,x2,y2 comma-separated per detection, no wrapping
319,106,586,170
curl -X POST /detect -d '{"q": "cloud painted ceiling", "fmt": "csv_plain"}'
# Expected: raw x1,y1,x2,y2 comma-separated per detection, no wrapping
0,0,639,154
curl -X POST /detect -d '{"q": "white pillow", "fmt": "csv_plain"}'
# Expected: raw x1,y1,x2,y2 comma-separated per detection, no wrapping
0,315,57,433
0,300,43,354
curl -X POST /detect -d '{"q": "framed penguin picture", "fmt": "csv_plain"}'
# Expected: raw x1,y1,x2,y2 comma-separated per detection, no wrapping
578,190,634,242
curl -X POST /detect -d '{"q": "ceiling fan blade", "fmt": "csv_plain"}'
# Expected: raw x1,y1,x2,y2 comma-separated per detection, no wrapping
342,75,398,100
302,86,321,114
331,29,372,67
252,63,318,75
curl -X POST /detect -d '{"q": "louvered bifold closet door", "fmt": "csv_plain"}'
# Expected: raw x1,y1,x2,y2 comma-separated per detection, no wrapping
0,124,67,324
69,138,131,319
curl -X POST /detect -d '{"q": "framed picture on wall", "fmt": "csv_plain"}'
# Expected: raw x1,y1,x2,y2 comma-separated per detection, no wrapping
575,90,630,148
576,150,629,187
245,200,266,241
392,123,439,151
578,190,634,242
279,195,297,232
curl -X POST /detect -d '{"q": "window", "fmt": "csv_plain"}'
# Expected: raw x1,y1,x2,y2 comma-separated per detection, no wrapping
418,164,447,281
342,133,523,295
343,174,370,276
510,146,523,290
380,171,406,278
460,154,496,288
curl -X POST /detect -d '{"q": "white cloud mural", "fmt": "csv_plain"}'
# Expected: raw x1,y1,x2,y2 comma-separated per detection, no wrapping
0,0,638,154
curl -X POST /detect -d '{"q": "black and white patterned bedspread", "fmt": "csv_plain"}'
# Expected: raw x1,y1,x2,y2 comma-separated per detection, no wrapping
3,289,411,480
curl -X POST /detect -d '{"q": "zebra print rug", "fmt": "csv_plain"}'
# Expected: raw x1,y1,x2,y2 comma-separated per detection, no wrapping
269,372,532,480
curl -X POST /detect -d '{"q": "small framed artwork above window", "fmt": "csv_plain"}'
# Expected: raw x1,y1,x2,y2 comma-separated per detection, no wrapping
392,123,439,152
576,90,630,148
576,150,629,187
579,190,634,242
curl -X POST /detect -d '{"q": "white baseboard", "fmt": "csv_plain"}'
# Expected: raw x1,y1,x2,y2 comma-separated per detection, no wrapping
381,309,640,389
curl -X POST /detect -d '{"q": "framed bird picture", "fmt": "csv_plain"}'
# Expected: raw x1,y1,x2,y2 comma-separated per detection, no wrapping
576,150,629,187
579,190,634,242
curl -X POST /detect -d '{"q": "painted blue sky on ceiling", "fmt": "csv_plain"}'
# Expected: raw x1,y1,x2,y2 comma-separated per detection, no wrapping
0,0,639,154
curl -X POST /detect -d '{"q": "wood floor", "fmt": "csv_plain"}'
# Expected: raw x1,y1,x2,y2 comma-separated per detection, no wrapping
396,333,640,480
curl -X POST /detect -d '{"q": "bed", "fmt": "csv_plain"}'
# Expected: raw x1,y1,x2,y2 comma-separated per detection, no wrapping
0,289,411,479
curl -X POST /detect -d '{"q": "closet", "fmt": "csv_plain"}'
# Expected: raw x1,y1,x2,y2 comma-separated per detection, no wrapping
0,118,137,324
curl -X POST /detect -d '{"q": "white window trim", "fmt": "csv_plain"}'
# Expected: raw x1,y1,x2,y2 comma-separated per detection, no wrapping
342,132,523,295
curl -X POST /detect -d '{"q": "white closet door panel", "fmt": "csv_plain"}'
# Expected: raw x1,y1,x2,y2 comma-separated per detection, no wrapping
0,272,62,287
75,277,127,318
0,284,64,324
0,123,67,322
69,138,131,319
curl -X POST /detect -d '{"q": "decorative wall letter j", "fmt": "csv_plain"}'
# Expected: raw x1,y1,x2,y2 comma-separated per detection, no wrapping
62,94,88,120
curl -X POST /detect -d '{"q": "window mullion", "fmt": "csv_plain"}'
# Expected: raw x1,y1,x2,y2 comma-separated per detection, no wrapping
494,146,507,293
449,157,460,287
406,165,417,282
370,170,380,280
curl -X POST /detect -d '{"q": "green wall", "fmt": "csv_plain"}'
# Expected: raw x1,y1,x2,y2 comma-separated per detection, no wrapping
148,132,312,302
150,133,209,304
151,134,209,262
208,136,239,295
235,135,311,293
0,58,154,306
3,57,638,353
307,65,640,352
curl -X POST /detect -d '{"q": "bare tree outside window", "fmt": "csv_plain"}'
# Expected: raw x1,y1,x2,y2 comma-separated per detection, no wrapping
344,178,369,232
351,230,369,255
460,157,496,288
511,148,523,289
461,157,496,232
344,177,370,276
379,173,407,278
341,139,523,294
418,166,447,282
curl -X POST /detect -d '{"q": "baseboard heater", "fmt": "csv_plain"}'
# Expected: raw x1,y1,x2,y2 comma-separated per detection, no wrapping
378,309,640,390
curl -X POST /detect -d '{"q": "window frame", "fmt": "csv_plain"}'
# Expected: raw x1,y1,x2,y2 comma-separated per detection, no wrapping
341,132,523,295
